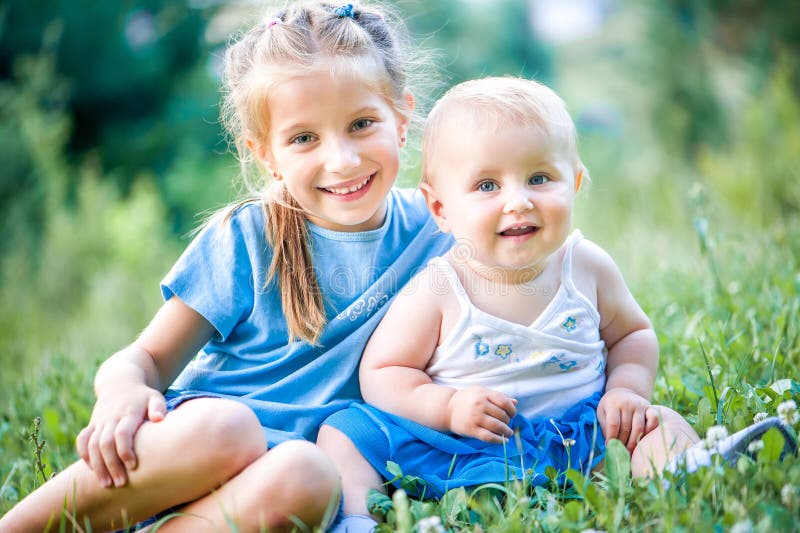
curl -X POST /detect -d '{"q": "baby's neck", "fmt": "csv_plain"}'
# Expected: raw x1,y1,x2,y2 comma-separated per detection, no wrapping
447,252,562,327
454,256,549,287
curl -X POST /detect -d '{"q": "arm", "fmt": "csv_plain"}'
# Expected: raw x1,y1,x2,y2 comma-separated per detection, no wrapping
360,267,516,442
76,296,215,488
579,241,660,452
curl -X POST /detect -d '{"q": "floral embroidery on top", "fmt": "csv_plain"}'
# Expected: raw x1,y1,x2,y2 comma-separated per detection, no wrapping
561,316,577,332
595,358,606,375
542,353,579,372
559,360,577,371
336,291,388,322
473,337,515,362
495,344,513,359
543,354,561,369
474,340,490,357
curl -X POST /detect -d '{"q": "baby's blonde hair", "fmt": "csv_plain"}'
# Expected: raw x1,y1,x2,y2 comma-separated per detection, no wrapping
422,76,587,185
220,1,416,344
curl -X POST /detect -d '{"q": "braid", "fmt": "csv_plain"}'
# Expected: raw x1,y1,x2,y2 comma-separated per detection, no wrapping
220,1,419,344
264,186,325,344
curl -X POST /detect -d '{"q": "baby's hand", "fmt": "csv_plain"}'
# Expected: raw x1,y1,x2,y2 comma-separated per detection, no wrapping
75,384,166,488
597,388,659,453
447,386,517,443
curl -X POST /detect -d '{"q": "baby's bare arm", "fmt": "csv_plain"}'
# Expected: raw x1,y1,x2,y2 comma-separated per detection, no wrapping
576,240,660,450
360,267,516,441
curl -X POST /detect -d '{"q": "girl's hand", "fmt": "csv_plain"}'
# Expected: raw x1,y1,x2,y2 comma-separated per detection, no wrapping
447,386,517,443
75,384,166,488
597,388,659,453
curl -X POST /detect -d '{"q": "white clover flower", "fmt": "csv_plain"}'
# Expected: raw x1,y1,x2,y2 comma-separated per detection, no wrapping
753,412,769,423
416,515,445,533
747,439,764,453
703,425,729,450
730,519,753,533
781,484,795,506
777,400,799,425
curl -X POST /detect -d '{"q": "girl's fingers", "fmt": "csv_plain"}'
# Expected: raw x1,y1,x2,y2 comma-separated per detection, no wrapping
75,424,94,464
114,415,141,471
87,427,113,488
98,424,128,488
147,393,167,422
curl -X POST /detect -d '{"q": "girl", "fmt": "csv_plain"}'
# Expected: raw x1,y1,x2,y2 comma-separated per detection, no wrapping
319,76,705,524
0,2,452,531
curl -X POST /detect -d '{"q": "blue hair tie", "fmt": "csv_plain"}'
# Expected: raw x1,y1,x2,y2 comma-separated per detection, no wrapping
334,3,355,19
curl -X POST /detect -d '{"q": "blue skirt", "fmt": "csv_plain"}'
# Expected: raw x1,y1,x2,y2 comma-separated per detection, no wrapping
325,392,605,499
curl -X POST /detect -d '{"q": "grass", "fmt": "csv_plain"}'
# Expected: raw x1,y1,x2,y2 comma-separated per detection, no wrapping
1,201,798,532
2,59,799,530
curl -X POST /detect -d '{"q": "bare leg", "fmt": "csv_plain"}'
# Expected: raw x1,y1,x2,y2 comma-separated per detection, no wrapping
0,398,266,532
317,425,383,518
142,440,341,533
631,405,700,477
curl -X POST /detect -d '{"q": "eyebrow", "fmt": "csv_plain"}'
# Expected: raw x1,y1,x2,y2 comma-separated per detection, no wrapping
276,107,386,140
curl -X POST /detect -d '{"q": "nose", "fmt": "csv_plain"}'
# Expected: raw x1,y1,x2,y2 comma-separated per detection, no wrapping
323,136,361,173
502,186,534,214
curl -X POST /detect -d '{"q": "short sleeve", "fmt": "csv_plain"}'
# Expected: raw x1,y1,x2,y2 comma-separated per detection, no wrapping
160,204,265,341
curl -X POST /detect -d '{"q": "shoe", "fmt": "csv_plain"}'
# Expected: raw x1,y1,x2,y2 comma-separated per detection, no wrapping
665,416,797,474
329,514,378,533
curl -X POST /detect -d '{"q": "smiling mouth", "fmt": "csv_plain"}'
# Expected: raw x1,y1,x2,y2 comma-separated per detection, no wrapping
320,173,375,195
499,225,539,237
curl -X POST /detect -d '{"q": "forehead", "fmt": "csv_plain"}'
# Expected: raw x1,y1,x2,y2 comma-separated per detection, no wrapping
265,63,395,129
434,109,569,162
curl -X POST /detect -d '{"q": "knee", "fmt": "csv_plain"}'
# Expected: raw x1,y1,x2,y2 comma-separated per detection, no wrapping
179,398,266,474
257,441,341,528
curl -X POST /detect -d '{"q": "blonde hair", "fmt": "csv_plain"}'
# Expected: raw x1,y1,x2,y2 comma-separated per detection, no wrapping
220,1,415,344
422,76,587,185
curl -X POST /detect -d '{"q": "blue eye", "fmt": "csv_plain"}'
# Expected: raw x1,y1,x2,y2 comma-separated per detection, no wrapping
351,118,374,131
529,174,549,185
291,133,315,145
478,181,498,192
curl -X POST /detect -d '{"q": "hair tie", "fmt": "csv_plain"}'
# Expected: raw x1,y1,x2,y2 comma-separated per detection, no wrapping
333,3,356,19
266,17,283,29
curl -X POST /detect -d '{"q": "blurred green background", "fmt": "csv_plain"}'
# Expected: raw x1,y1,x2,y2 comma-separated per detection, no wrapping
1,0,798,400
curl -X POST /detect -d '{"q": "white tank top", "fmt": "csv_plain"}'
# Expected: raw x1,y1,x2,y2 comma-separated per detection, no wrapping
426,231,606,419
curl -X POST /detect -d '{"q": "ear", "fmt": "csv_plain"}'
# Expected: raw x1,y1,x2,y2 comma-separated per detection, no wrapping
396,89,415,140
574,169,583,193
246,136,279,177
420,181,451,233
403,89,416,113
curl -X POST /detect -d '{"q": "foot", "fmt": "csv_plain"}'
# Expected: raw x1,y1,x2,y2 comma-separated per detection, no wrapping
665,416,797,474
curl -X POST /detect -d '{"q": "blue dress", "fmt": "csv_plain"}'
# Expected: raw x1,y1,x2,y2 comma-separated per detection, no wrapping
160,188,454,446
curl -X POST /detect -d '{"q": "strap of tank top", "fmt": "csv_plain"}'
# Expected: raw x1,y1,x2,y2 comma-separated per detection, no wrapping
560,229,583,294
428,256,472,309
